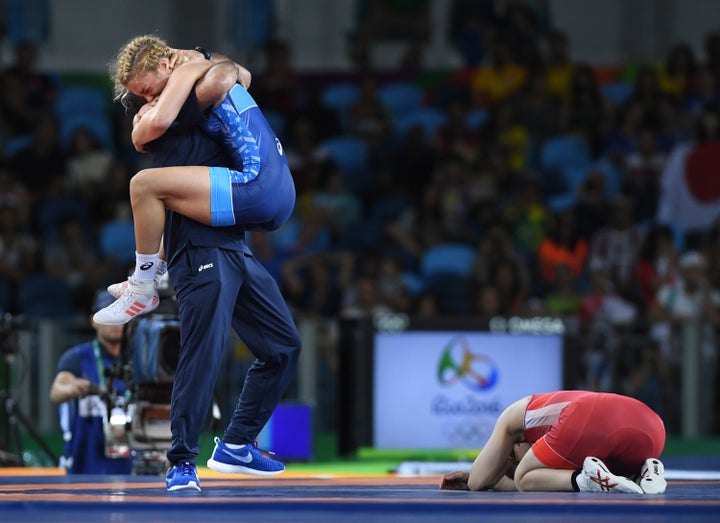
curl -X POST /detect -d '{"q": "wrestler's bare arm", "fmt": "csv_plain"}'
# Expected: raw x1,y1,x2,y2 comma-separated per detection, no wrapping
175,48,251,89
194,61,244,110
467,397,529,491
131,61,214,149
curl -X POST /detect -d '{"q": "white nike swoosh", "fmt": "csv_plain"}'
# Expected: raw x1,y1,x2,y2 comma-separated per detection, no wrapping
221,447,253,463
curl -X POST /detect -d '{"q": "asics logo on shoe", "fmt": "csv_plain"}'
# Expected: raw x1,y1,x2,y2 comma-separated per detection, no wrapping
589,470,617,491
140,262,155,270
221,447,253,463
198,263,214,272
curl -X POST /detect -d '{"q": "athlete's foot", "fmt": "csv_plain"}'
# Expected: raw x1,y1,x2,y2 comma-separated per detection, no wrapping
93,278,159,325
108,261,167,298
577,456,643,494
636,458,666,494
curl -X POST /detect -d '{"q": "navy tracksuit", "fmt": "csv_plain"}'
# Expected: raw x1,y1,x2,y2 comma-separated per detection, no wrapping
147,90,301,465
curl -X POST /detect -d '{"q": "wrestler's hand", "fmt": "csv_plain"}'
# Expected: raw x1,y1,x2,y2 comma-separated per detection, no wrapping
440,470,470,490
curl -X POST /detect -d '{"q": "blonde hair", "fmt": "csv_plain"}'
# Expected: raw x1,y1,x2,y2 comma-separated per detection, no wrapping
109,35,173,104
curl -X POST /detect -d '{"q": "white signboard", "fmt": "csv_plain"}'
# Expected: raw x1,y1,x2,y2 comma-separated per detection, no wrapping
373,331,563,449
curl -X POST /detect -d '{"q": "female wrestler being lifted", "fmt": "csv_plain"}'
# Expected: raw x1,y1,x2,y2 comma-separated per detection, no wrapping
94,35,295,325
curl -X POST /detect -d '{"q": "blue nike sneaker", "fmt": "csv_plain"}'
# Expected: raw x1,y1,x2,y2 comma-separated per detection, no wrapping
207,436,285,476
166,462,201,491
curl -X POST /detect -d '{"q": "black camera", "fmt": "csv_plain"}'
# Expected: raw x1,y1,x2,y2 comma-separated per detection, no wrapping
100,312,181,475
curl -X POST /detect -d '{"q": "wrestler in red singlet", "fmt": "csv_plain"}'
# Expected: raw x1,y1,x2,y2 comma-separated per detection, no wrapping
524,390,666,476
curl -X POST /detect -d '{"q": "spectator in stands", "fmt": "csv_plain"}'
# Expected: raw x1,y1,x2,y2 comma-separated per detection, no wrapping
413,291,439,317
0,203,38,312
491,101,530,173
514,70,563,143
489,257,528,316
284,115,324,196
703,30,720,85
560,64,607,152
631,223,678,313
435,98,482,162
383,200,443,261
473,283,502,317
252,39,299,114
588,195,643,294
543,29,575,101
684,65,720,116
293,81,342,141
0,40,56,136
424,153,478,243
0,164,31,227
341,274,393,318
447,0,496,67
89,160,132,224
470,35,527,107
64,126,114,202
543,263,582,316
375,253,413,312
7,114,67,199
503,175,548,266
573,170,611,240
282,252,353,318
42,216,114,309
470,223,531,294
538,209,588,291
312,162,362,244
386,122,439,203
623,65,678,141
501,1,545,73
623,127,667,223
622,338,670,427
578,258,638,391
658,42,699,101
348,74,393,156
650,250,720,432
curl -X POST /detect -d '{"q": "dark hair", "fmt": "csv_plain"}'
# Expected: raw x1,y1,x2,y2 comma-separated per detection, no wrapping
120,91,146,116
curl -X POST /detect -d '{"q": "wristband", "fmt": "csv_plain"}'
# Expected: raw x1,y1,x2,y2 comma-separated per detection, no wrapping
194,46,211,60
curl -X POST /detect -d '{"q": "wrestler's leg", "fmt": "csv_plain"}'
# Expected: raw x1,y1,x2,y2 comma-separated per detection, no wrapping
514,448,576,492
94,165,212,325
129,165,213,254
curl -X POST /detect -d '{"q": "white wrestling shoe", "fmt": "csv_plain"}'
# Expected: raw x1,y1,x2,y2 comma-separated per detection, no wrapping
577,456,643,494
636,458,666,494
93,278,159,325
108,261,167,298
107,279,132,299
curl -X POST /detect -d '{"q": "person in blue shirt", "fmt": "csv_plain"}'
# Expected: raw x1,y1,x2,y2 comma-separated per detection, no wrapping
94,35,296,326
107,44,301,491
49,290,132,474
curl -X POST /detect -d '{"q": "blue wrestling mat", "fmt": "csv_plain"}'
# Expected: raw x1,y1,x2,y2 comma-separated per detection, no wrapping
1,469,719,523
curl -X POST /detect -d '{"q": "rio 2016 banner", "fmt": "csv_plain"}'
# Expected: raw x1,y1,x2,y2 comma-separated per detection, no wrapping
372,331,563,449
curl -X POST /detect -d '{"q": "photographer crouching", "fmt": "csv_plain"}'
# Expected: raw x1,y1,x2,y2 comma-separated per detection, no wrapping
49,290,132,474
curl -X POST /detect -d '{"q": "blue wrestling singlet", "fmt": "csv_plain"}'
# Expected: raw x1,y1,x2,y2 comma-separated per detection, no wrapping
205,85,296,231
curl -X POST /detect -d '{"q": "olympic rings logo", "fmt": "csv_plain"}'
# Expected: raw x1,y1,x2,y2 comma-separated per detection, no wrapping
442,419,494,447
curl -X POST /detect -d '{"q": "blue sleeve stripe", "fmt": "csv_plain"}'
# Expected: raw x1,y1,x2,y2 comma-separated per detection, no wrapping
228,84,258,114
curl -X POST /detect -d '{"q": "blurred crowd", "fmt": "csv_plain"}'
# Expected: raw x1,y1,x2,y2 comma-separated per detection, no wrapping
2,1,720,434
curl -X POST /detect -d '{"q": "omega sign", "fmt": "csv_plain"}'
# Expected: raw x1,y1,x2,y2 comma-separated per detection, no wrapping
488,316,565,335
